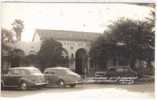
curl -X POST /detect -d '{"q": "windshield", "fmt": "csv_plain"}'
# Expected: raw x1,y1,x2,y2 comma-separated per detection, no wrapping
29,68,42,74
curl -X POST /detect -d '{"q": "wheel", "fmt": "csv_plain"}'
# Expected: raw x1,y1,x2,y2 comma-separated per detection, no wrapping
70,84,76,88
57,80,65,88
20,82,28,90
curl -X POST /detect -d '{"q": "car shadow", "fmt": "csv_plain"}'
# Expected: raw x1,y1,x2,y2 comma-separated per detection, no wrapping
1,85,86,97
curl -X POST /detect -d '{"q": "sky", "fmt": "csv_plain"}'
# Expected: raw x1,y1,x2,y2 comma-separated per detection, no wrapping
2,3,152,42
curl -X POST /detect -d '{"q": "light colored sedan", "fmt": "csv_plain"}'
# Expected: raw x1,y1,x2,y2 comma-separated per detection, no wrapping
44,67,81,88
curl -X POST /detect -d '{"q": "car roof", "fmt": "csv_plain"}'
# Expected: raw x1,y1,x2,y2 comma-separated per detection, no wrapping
45,67,69,71
9,66,38,70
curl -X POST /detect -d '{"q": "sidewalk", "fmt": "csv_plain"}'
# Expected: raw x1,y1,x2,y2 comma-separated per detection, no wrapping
82,76,154,84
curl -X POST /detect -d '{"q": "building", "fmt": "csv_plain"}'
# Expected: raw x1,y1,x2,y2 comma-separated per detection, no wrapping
32,29,101,76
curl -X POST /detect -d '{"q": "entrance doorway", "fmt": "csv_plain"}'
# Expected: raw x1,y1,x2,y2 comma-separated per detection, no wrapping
75,48,88,77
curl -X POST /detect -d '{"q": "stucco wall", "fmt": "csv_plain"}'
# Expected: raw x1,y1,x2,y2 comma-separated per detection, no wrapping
59,40,90,58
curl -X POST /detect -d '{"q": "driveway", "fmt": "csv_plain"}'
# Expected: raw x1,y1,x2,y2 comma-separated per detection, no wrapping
1,82,154,100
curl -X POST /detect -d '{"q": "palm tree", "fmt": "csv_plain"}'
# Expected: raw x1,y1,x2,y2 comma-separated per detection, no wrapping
12,19,24,41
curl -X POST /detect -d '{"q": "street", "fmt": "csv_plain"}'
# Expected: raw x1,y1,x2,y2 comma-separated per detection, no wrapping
1,82,154,100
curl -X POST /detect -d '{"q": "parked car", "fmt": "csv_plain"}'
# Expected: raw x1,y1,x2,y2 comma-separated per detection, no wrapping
44,67,81,88
94,66,138,84
1,67,47,90
106,66,138,77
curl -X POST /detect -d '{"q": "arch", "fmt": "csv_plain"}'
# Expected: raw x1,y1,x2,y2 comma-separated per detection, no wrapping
75,48,88,77
61,48,69,58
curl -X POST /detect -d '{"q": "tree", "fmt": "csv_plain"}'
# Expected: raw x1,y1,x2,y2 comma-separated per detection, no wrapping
12,19,24,41
23,54,37,66
90,18,154,74
2,28,13,49
2,27,25,68
90,35,116,70
37,38,68,71
1,28,14,73
10,49,25,67
144,9,155,75
108,19,154,71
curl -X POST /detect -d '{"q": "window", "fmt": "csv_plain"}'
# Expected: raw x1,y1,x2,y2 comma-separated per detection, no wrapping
50,71,55,74
45,71,56,74
8,69,20,75
29,69,41,74
19,70,30,75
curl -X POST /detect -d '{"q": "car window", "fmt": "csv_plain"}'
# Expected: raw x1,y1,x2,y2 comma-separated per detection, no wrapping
19,70,30,75
45,71,56,74
50,71,55,74
29,68,41,74
56,69,67,74
8,69,21,75
45,68,70,75
108,68,116,72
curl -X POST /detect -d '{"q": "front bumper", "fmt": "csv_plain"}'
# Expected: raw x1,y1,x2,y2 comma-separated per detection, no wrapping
34,82,48,86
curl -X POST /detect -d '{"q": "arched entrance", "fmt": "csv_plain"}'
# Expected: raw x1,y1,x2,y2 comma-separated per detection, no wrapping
75,48,88,77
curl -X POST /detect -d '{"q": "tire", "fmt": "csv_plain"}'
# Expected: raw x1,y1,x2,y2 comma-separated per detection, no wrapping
20,82,28,90
57,80,65,88
70,84,76,88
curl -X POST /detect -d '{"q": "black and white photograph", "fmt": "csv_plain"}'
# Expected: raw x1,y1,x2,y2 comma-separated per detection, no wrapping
1,1,155,100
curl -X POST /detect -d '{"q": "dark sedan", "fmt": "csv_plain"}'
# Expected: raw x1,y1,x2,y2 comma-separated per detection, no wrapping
1,67,47,90
94,66,138,84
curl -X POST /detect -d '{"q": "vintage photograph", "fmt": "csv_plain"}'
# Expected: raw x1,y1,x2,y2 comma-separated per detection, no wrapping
1,2,155,100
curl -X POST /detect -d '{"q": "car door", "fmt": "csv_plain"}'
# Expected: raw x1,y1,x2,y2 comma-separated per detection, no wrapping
4,69,21,86
45,70,58,84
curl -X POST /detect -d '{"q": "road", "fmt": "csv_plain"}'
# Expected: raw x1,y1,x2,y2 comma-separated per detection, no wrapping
0,82,154,100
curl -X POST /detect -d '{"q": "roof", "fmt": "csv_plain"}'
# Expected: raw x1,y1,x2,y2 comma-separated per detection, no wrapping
34,29,101,41
44,67,70,71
